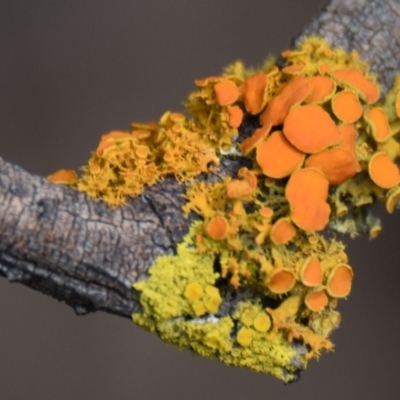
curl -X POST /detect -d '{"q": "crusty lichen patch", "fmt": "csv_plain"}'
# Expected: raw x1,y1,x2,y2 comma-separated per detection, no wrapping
132,225,304,382
49,37,400,381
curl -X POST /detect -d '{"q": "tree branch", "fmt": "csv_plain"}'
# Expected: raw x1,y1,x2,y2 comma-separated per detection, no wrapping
1,0,399,320
0,156,190,317
297,0,400,92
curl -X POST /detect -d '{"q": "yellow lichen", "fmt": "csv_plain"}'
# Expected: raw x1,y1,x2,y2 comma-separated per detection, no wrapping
48,36,400,381
253,312,272,332
237,327,254,347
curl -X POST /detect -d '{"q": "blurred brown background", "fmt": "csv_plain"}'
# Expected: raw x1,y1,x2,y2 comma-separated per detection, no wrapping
1,1,399,399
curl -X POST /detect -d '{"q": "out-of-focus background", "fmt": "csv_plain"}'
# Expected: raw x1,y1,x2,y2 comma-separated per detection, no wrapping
1,1,400,399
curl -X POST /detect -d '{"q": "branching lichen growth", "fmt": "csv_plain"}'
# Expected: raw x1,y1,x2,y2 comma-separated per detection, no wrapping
48,37,400,382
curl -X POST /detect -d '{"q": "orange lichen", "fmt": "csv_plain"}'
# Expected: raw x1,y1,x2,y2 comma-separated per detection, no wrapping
96,131,132,157
283,104,341,154
239,123,272,155
318,64,330,75
364,107,391,142
214,80,240,106
256,131,304,178
282,64,305,75
55,37,397,378
131,129,152,140
228,105,244,128
326,264,353,298
270,218,296,245
368,151,400,189
305,76,336,103
260,76,310,126
386,187,400,213
300,257,323,287
305,146,360,186
338,124,360,166
305,290,328,312
130,121,158,132
331,90,363,123
259,207,274,218
226,168,258,198
332,69,380,104
265,268,296,294
242,72,268,114
48,169,78,184
285,168,330,232
206,216,229,240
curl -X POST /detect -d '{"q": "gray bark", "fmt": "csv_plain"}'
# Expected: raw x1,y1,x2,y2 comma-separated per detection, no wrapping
1,0,399,318
297,0,400,93
0,158,189,317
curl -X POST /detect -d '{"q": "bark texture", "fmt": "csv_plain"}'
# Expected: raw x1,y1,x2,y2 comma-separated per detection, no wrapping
0,158,189,317
297,0,400,93
1,0,399,318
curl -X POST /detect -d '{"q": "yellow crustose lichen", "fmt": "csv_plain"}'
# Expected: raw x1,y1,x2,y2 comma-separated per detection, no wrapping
48,37,400,382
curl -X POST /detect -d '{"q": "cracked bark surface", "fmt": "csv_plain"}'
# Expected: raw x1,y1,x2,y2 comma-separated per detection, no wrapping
0,0,399,320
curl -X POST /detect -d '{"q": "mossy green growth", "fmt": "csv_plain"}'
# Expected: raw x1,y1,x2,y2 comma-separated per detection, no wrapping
133,224,306,382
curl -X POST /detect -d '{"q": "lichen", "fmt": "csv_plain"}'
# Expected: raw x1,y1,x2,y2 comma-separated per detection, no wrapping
132,225,303,382
49,36,400,381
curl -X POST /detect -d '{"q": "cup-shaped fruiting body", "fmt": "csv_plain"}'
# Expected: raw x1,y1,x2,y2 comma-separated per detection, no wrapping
259,206,274,218
203,285,222,314
184,282,204,302
239,123,271,155
305,146,360,185
237,327,254,347
256,131,304,178
282,64,305,75
326,264,353,298
305,76,336,104
96,131,133,157
260,76,310,126
206,216,230,240
228,105,244,128
242,72,269,114
226,168,258,198
283,104,341,154
332,69,380,104
264,268,296,294
214,79,240,106
47,169,78,184
253,312,272,332
300,257,323,287
364,107,391,142
386,186,400,213
270,218,296,245
331,90,363,123
285,167,330,232
368,151,400,189
305,290,329,312
239,305,259,326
